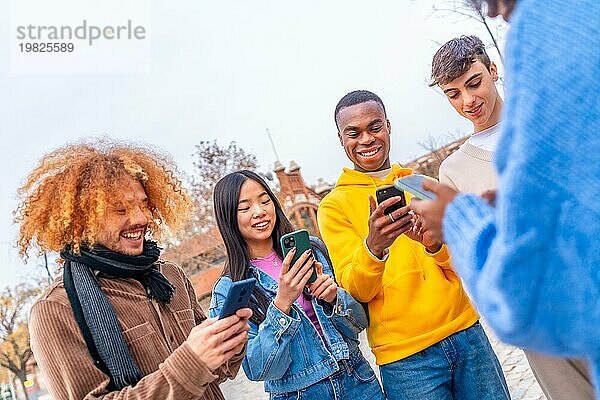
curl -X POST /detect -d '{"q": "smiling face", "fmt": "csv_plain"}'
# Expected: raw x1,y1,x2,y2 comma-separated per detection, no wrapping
236,178,277,255
440,60,503,133
336,101,391,173
96,175,149,256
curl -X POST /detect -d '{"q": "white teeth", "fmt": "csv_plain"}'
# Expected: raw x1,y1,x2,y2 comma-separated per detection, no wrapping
253,221,268,228
359,148,379,157
122,231,143,240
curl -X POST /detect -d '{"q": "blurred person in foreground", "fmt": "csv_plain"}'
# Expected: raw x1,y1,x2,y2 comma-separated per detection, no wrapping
410,0,600,397
15,139,251,399
430,33,593,399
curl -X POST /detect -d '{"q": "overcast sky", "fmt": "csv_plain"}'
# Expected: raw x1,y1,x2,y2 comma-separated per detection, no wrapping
0,0,506,286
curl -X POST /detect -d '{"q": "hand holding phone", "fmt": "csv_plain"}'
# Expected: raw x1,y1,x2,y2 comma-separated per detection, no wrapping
274,230,317,314
366,186,413,259
280,229,317,284
219,278,256,319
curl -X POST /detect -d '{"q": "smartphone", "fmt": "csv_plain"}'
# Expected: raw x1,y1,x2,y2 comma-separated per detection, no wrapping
375,185,407,215
280,229,317,284
394,174,437,200
219,277,256,319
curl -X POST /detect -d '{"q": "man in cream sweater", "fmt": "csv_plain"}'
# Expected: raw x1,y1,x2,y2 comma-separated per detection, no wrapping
432,35,501,194
430,35,593,400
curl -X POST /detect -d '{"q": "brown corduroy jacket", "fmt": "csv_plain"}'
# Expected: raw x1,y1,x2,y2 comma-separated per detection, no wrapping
29,260,244,400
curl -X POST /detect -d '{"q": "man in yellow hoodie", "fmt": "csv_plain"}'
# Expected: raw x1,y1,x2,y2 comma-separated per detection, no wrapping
317,90,509,400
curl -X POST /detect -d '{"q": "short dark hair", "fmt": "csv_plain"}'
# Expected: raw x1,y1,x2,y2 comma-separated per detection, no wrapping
334,90,386,130
429,35,491,87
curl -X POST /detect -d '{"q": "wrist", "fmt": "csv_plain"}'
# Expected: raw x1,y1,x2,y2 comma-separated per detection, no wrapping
365,238,385,259
273,297,291,315
425,243,443,254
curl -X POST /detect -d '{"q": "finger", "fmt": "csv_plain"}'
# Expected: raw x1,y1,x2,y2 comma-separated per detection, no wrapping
387,205,411,223
297,263,316,287
315,261,323,275
368,195,377,216
312,279,335,298
291,260,315,287
370,195,396,219
307,275,328,294
421,179,443,193
211,314,243,333
317,281,338,301
230,342,247,358
381,213,413,235
319,284,338,301
307,272,327,288
219,329,250,352
235,307,253,320
289,250,313,276
215,318,251,341
280,247,296,276
394,221,414,237
412,216,423,231
221,335,249,361
378,196,405,212
195,316,218,330
409,197,429,215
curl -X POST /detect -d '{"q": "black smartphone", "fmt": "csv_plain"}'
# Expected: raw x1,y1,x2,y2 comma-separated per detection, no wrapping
375,185,407,215
219,277,256,319
280,229,317,284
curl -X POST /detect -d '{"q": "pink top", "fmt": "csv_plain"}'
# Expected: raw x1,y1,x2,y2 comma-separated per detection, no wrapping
252,251,325,339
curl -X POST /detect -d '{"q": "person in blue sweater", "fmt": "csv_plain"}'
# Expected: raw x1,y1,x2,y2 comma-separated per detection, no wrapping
410,0,600,397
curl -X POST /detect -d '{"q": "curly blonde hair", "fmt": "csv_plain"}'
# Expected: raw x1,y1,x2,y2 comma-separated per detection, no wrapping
15,139,193,259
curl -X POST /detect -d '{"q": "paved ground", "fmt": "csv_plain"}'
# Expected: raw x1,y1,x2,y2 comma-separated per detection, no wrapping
220,322,547,400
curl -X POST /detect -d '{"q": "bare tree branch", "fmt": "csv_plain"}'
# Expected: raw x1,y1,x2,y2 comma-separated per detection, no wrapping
432,0,506,63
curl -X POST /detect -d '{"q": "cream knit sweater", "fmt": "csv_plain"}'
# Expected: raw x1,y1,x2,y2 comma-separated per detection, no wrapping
438,142,497,194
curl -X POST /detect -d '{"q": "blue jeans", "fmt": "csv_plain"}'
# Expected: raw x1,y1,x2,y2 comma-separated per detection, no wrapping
379,322,510,400
269,353,385,400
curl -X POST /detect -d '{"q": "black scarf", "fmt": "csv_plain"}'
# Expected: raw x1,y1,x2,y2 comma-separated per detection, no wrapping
62,240,175,390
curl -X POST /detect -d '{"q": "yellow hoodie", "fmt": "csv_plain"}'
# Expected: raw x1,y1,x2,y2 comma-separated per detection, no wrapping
317,165,478,365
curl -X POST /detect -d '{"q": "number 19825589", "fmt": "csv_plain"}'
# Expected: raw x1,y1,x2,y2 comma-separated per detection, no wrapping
19,43,74,52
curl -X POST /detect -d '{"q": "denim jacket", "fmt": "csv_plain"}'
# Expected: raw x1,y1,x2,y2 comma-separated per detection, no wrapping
209,238,369,393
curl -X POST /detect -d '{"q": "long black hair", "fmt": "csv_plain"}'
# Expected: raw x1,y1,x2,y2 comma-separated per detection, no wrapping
213,170,294,325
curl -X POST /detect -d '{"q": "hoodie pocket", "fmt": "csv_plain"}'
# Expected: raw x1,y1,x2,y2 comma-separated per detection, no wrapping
380,270,426,340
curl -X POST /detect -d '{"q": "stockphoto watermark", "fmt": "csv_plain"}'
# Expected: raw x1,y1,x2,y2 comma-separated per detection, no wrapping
9,0,151,73
16,20,146,47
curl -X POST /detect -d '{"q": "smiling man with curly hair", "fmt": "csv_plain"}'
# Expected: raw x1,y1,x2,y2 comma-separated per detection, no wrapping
16,139,252,400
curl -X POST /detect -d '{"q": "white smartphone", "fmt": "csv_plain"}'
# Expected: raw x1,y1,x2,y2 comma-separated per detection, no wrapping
394,174,437,200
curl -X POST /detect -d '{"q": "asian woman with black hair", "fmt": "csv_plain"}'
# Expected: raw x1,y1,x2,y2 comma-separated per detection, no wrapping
209,170,384,400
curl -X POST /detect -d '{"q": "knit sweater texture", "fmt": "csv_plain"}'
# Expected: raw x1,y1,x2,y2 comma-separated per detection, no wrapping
29,260,243,400
438,141,497,193
442,0,600,394
318,164,478,365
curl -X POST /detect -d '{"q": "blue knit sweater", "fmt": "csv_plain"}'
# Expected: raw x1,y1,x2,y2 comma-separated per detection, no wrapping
442,0,600,393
